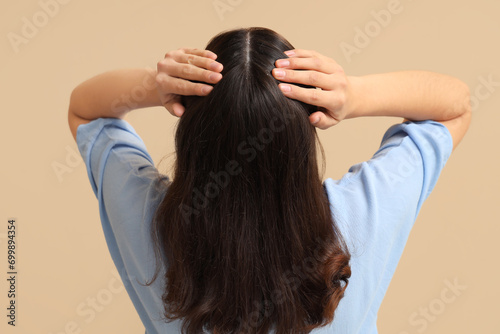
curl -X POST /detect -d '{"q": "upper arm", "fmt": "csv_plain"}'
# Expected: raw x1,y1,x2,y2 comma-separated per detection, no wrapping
74,117,172,333
329,121,453,250
323,121,453,317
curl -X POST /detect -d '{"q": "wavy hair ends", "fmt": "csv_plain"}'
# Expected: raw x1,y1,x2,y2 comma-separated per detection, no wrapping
148,27,351,334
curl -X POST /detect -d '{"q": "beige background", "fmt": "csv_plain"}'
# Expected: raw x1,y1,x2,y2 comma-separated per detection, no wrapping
1,0,499,333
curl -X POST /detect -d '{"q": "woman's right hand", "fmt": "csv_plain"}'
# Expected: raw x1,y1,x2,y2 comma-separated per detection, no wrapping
156,48,223,117
272,49,352,130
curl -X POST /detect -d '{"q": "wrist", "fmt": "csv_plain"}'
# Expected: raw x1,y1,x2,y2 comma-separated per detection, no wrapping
344,76,363,120
140,68,162,108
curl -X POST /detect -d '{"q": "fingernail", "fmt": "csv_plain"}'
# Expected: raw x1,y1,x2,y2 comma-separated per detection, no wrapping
276,59,290,67
209,62,222,71
279,84,291,92
202,85,213,94
312,116,320,124
209,73,222,82
207,51,217,59
274,69,285,78
173,105,184,117
284,50,295,57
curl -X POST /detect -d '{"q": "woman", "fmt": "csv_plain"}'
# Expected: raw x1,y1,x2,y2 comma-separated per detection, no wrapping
68,27,471,333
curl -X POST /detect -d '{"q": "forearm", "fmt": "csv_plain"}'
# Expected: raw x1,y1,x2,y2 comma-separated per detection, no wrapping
69,68,161,120
346,71,470,122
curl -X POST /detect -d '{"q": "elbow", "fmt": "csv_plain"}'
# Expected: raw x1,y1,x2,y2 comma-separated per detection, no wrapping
67,89,79,140
461,82,472,133
451,79,472,126
68,86,82,117
68,82,93,119
461,81,472,117
67,86,89,141
454,82,472,147
441,78,471,123
68,88,76,124
443,80,472,150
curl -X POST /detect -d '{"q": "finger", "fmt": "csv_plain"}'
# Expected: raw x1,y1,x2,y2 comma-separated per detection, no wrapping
285,49,338,63
157,59,222,84
272,69,336,90
163,102,178,117
283,49,317,58
156,74,214,96
179,48,218,60
181,54,223,72
171,101,185,117
162,95,186,117
275,58,341,75
163,49,221,71
309,111,339,130
277,83,331,108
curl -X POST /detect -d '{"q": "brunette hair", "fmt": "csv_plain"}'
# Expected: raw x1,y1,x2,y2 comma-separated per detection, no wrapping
149,27,351,334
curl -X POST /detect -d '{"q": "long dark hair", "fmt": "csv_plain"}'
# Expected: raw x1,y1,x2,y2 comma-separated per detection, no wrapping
149,27,351,334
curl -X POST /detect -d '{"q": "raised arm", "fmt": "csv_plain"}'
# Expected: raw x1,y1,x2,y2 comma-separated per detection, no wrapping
348,72,471,149
272,49,471,149
68,68,160,140
68,48,223,141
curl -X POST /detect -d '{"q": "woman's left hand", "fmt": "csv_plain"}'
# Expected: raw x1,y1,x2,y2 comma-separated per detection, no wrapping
272,49,351,129
156,48,223,117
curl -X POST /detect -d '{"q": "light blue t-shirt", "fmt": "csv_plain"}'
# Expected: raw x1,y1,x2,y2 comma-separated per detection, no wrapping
76,118,453,334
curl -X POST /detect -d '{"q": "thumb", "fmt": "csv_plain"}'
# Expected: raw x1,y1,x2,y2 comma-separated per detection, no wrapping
309,111,339,130
164,96,185,117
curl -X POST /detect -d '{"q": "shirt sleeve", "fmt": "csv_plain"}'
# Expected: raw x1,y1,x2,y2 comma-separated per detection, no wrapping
324,120,453,332
76,118,176,333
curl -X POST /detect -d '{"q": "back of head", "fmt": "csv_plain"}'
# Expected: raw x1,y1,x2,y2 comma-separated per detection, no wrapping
151,27,351,334
180,27,317,185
